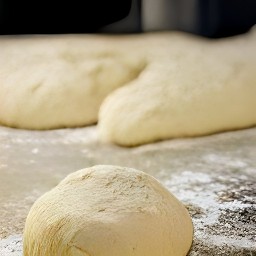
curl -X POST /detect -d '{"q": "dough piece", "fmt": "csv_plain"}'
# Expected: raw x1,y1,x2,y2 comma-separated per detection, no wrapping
23,165,193,256
0,35,145,129
98,29,256,146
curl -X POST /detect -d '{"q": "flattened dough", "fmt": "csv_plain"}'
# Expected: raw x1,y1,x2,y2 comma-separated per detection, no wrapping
1,29,255,135
99,28,256,146
0,35,145,129
23,165,193,256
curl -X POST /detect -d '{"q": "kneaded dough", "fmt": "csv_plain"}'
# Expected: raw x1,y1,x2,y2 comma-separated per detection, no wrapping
23,165,193,256
98,28,256,146
0,35,145,129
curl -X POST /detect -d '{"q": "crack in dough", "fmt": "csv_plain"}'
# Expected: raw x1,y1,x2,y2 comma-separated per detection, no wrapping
71,245,91,256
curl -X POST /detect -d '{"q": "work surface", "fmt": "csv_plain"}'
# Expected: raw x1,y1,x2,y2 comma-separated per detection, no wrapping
0,125,255,255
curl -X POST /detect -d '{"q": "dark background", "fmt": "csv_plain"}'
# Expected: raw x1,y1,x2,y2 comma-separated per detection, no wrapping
0,0,132,34
0,0,256,37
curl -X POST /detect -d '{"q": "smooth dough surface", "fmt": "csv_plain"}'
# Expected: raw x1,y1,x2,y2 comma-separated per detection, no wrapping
99,28,256,146
0,35,145,129
23,165,193,256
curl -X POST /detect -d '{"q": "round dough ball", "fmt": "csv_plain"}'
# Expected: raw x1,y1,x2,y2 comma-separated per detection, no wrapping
98,29,256,146
0,35,145,129
23,165,193,256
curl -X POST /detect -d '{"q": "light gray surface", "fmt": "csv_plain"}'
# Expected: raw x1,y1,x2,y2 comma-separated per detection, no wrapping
0,125,255,255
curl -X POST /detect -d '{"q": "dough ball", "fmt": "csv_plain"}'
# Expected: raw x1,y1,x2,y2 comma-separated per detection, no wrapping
23,165,193,256
0,35,145,129
98,29,256,146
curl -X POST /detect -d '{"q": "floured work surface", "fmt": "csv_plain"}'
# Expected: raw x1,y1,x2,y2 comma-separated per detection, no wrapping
0,125,255,255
